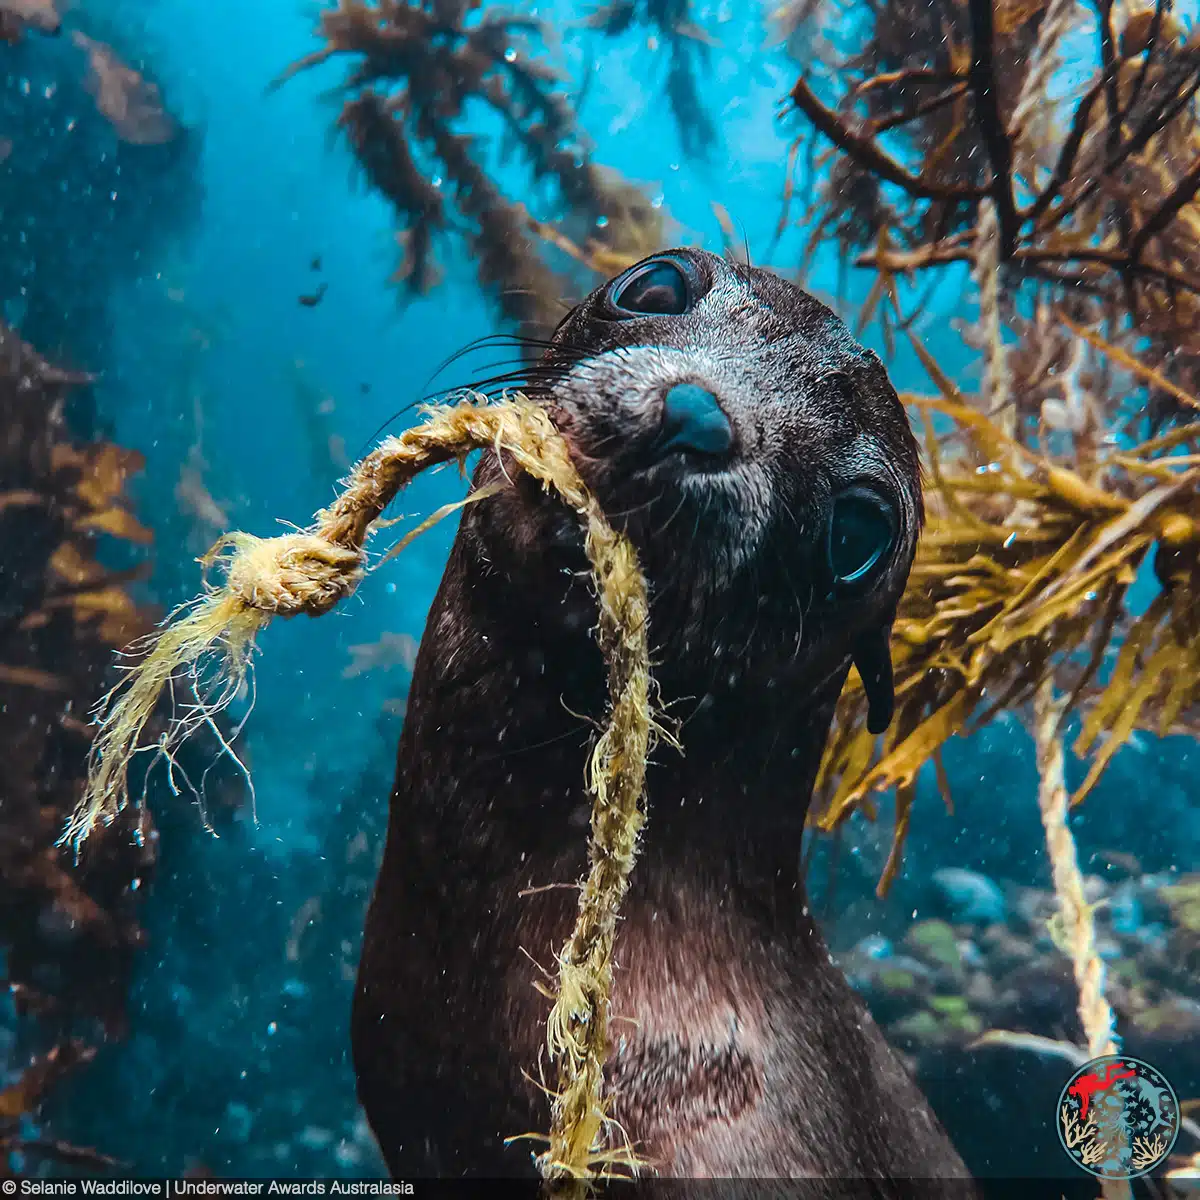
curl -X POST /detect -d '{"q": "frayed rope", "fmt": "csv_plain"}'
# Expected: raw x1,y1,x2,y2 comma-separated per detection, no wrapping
64,392,662,1189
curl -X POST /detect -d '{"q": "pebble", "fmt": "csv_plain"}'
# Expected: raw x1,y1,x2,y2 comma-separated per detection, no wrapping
957,938,985,968
965,972,995,1007
1108,883,1143,935
1133,922,1169,951
930,867,1007,925
852,933,893,960
1011,886,1054,929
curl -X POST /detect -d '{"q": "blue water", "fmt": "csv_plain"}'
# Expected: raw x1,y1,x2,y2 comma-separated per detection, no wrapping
7,0,1199,1178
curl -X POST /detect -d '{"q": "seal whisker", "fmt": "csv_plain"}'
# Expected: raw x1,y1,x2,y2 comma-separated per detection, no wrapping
768,538,808,631
579,430,630,456
361,337,597,451
593,496,659,522
428,334,558,379
650,489,691,543
475,726,593,766
467,358,587,389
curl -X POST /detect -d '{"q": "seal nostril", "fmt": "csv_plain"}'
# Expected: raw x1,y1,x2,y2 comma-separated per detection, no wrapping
659,383,734,458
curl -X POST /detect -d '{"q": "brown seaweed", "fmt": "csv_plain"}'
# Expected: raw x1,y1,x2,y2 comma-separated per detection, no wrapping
273,0,665,337
784,0,1200,406
813,367,1200,890
0,0,60,44
0,1042,121,1173
72,32,177,146
584,0,717,158
780,0,1200,891
0,323,156,1042
0,9,198,375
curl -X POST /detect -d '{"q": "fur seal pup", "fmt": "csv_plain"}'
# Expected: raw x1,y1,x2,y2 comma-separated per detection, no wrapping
353,249,975,1187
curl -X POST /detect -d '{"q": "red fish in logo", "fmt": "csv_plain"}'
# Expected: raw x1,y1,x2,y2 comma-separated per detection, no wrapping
1069,1061,1137,1120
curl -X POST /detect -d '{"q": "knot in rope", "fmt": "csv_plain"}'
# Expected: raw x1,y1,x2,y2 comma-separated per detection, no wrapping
218,532,365,618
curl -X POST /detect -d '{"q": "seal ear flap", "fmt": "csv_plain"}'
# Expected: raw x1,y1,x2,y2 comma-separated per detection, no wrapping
852,624,896,735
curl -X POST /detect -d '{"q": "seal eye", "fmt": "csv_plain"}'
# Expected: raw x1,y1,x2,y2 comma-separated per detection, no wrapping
609,258,693,316
828,490,896,586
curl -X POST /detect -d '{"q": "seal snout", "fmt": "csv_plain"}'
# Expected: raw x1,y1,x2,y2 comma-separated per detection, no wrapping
656,382,735,461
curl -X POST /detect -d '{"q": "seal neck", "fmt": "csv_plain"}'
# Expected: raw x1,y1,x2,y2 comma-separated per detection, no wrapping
411,558,848,874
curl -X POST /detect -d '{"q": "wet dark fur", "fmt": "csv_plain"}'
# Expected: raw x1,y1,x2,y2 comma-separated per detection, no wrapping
352,251,976,1189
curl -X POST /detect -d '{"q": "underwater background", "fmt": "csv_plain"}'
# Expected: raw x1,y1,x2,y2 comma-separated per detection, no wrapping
2,0,1200,1187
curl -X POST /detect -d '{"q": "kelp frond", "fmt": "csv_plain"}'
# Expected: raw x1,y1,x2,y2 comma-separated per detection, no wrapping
273,1,666,337
784,0,1200,894
816,374,1200,891
783,0,1200,423
583,0,718,159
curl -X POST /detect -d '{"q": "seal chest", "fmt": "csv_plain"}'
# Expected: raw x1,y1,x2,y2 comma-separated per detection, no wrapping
352,249,975,1188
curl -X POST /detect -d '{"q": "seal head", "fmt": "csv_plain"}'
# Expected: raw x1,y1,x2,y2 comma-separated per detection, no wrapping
474,247,922,732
